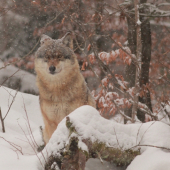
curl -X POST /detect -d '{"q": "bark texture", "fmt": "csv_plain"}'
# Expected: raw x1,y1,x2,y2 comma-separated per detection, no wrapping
138,0,152,122
125,0,152,122
131,0,142,123
125,4,137,122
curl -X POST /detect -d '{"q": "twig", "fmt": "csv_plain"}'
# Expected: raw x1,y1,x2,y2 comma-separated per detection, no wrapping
112,99,132,122
107,35,140,70
17,121,44,168
12,149,19,159
138,107,157,120
0,69,20,88
136,123,143,145
22,96,47,163
129,144,170,151
1,86,14,98
138,121,155,145
3,89,18,120
136,114,170,147
0,89,18,133
0,108,5,133
115,0,135,24
97,152,103,164
113,127,121,149
129,100,158,120
22,97,38,148
73,33,101,81
0,136,23,155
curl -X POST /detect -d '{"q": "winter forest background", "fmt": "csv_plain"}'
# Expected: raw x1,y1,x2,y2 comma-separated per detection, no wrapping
1,0,170,170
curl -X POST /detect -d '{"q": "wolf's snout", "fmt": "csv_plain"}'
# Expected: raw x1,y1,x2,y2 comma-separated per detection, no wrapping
49,66,56,74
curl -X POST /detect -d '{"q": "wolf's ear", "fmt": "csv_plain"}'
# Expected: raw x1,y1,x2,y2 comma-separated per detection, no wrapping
62,32,73,49
40,34,52,45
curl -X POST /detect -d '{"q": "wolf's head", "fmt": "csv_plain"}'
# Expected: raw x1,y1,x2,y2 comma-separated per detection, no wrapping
35,33,79,83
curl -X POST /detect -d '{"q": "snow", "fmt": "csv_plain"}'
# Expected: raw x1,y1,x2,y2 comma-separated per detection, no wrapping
0,10,28,24
151,20,170,28
1,86,170,170
127,148,170,170
0,86,43,170
137,19,141,26
140,3,170,16
0,62,38,94
41,105,170,170
165,104,170,113
106,92,119,99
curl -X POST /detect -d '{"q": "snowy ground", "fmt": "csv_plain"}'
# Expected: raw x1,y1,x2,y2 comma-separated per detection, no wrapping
0,62,38,94
0,86,43,170
0,86,170,170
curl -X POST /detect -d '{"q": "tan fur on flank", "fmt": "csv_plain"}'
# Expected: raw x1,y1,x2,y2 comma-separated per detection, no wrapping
35,33,96,143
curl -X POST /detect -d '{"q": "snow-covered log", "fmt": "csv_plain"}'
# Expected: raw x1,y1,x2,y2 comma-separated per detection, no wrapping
39,106,170,170
44,116,139,170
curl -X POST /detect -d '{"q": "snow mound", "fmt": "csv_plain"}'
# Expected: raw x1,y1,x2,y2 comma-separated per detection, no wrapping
1,86,170,170
0,86,43,170
41,105,170,170
0,62,38,94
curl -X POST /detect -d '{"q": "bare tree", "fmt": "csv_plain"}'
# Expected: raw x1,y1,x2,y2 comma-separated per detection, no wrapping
131,0,142,122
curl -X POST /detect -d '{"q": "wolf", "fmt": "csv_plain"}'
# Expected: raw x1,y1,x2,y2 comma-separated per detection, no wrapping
35,33,96,144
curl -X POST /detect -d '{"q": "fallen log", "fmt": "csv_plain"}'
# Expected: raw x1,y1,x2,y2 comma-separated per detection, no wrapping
38,105,170,170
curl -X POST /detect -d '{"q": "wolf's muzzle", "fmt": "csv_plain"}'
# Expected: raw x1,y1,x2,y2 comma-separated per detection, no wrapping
49,65,56,74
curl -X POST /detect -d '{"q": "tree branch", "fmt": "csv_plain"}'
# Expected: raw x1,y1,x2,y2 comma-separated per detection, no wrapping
0,108,5,133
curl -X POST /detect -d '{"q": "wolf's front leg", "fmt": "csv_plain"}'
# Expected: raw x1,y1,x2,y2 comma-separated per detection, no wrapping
37,126,45,152
43,118,58,144
43,125,50,144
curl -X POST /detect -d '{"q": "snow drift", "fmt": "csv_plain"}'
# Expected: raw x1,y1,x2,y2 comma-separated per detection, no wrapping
0,86,170,170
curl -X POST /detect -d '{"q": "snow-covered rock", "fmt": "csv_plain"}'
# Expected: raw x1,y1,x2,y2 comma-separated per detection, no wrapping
0,62,38,94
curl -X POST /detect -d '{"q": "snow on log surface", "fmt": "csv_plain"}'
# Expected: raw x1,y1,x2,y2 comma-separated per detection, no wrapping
40,105,170,170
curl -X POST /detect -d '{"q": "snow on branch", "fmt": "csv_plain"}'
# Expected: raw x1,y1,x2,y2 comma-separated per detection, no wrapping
139,3,170,16
120,2,170,17
88,43,132,66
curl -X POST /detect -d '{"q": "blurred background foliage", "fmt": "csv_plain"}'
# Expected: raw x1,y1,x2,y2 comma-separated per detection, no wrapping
0,0,170,122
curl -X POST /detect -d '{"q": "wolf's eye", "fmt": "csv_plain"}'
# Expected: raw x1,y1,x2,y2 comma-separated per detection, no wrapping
58,55,62,59
44,56,50,61
65,55,70,59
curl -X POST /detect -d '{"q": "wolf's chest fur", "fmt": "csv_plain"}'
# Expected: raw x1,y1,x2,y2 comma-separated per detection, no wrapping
38,73,89,122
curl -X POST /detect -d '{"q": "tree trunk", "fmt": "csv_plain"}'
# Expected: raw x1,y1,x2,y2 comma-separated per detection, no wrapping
131,0,142,123
124,4,136,122
138,0,152,122
125,0,152,122
94,0,108,52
